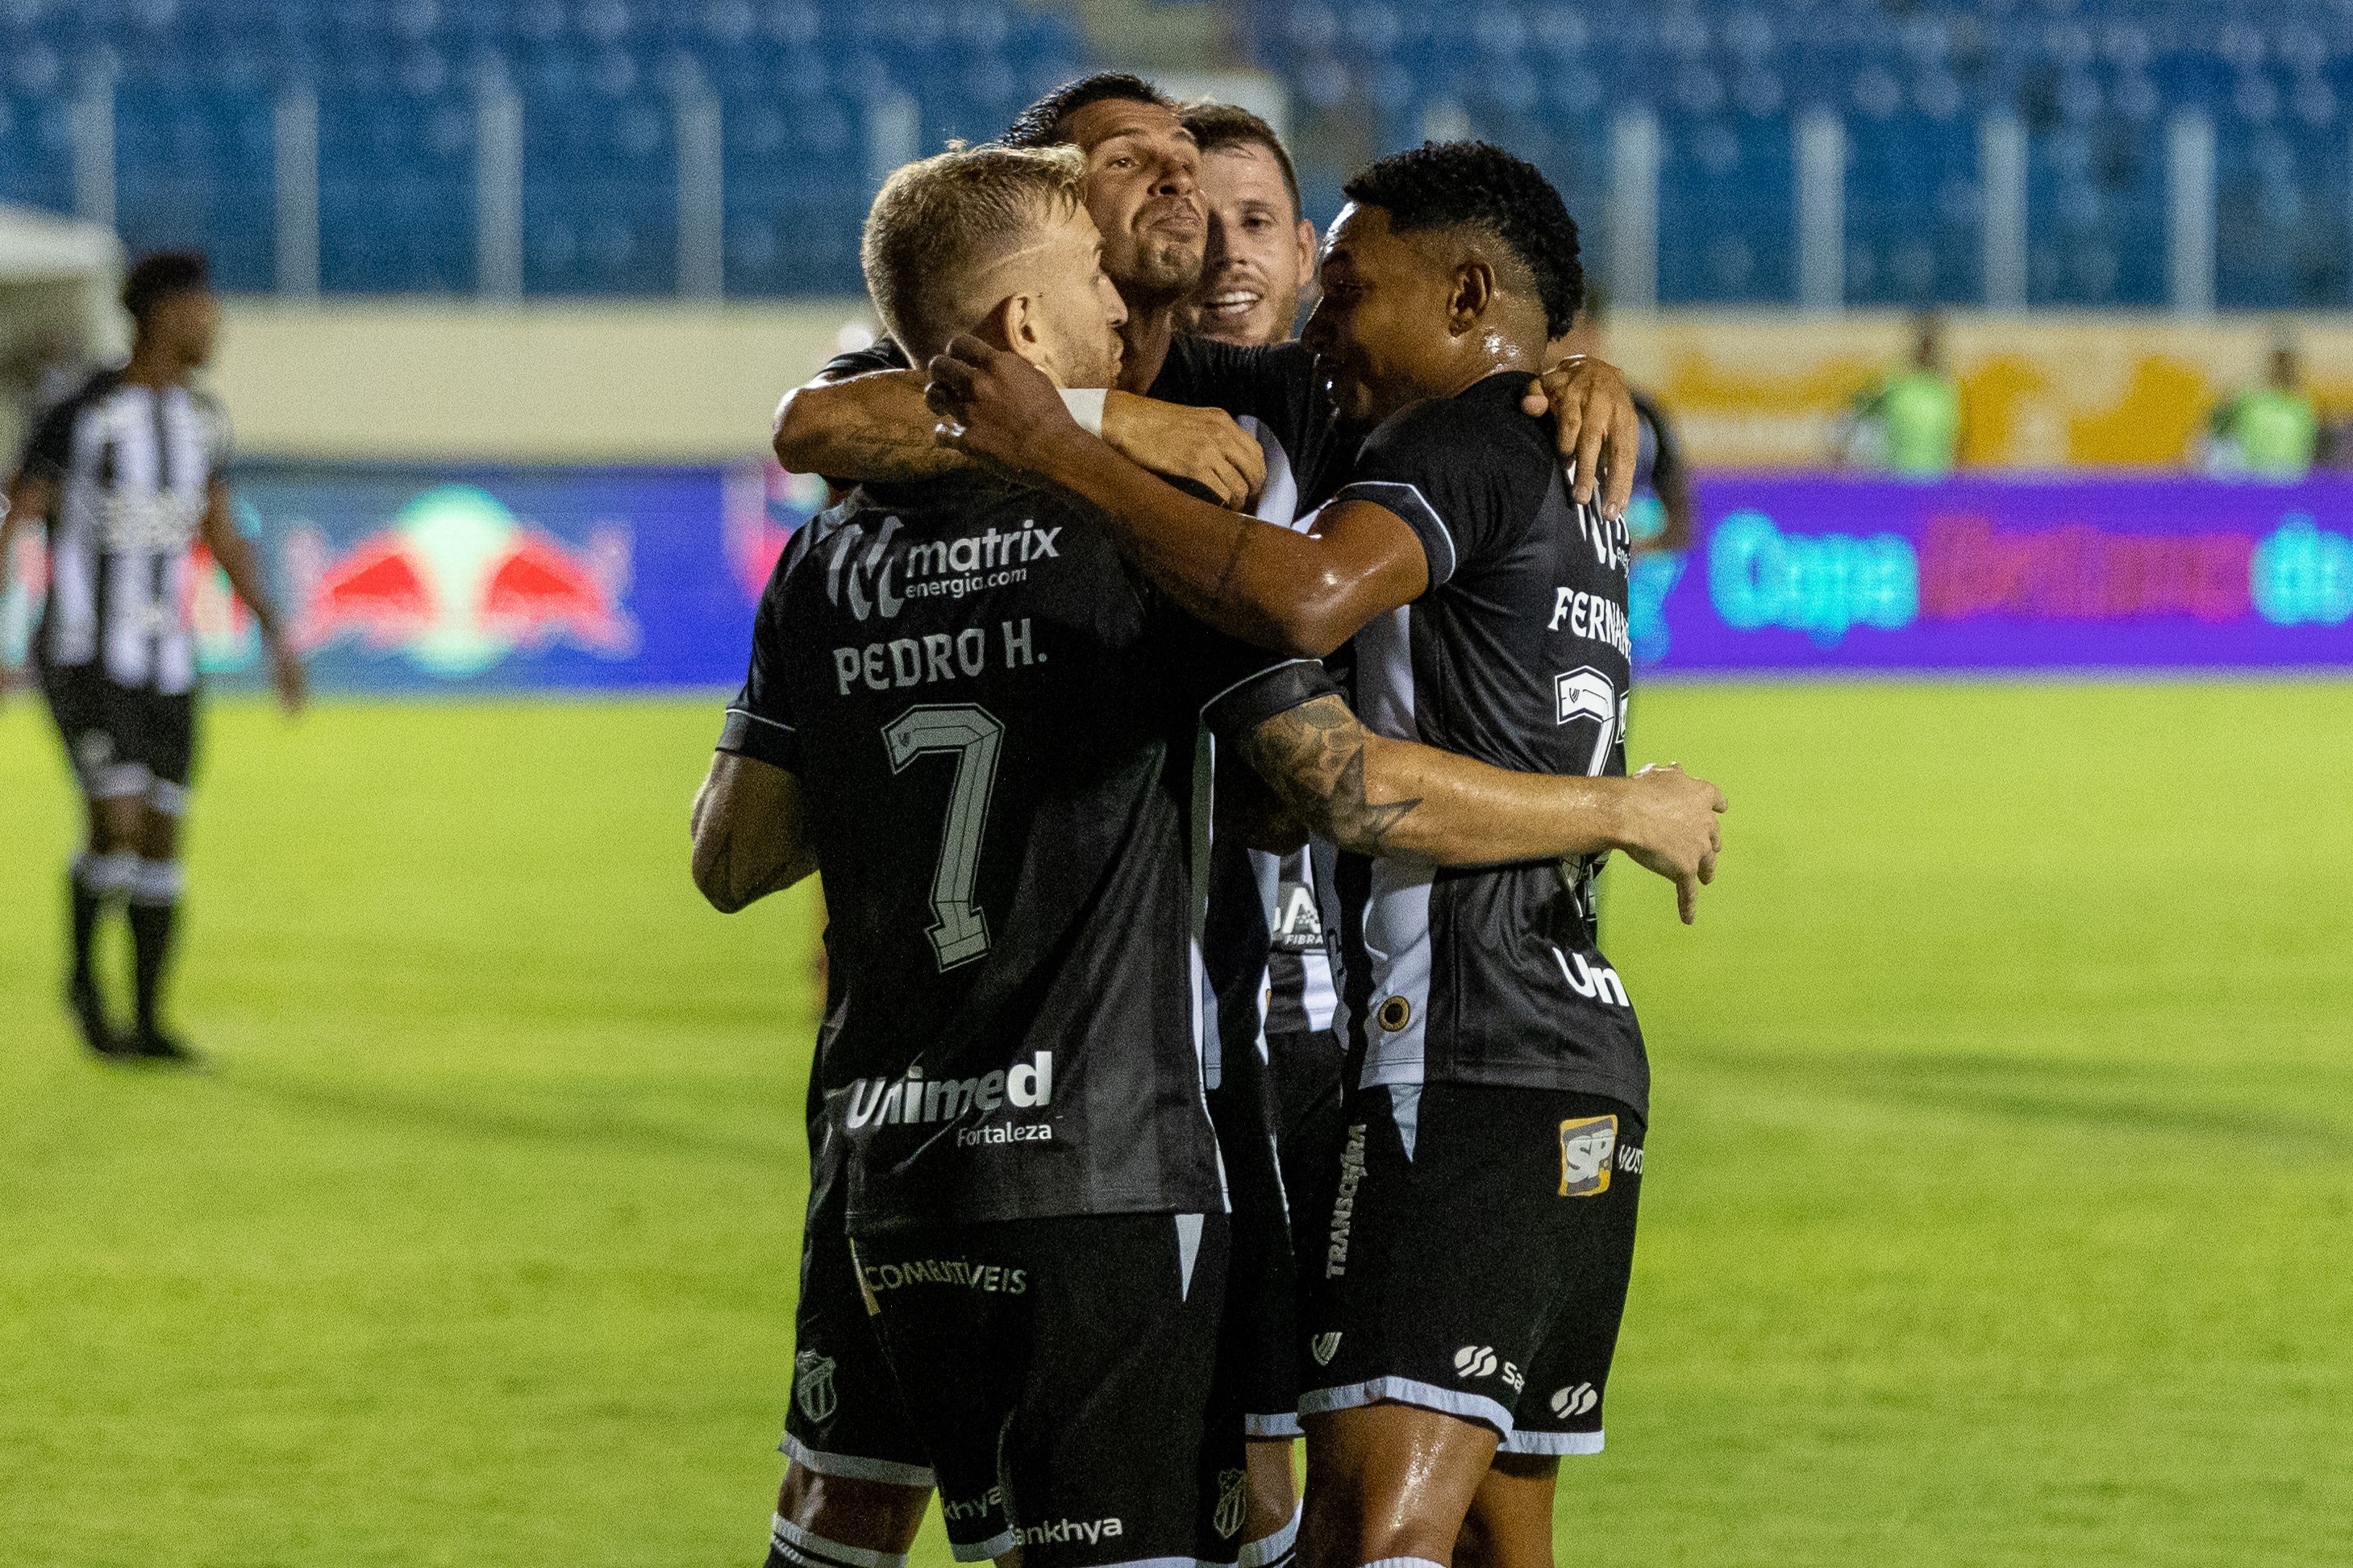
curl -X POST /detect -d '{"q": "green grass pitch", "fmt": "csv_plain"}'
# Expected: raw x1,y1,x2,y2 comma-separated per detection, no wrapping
2,682,2349,1566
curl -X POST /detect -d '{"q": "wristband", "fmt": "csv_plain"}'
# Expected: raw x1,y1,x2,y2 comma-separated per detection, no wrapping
1060,388,1107,436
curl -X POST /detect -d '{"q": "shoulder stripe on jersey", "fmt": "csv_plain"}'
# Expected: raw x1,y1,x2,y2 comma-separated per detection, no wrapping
724,706,796,732
1197,656,1322,719
1336,479,1456,584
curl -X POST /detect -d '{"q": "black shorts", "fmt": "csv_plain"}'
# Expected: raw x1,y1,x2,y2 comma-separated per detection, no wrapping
1301,1082,1643,1457
39,657,198,808
1268,1025,1347,1312
852,1212,1243,1566
780,1172,933,1489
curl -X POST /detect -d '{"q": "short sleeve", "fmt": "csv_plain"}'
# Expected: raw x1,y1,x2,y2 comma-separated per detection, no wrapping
1328,385,1548,593
715,522,824,772
818,336,913,382
15,396,76,484
1153,600,1339,741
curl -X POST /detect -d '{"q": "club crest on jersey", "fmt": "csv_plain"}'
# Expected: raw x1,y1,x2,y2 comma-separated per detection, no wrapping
1558,1114,1618,1197
1310,1331,1341,1365
793,1349,838,1425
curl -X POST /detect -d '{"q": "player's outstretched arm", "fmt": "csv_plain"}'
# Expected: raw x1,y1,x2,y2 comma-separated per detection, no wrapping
773,368,1266,507
1241,695,1726,922
927,336,1423,657
691,751,819,914
199,478,304,714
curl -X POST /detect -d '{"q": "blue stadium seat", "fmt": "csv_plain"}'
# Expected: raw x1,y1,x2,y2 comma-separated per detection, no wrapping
317,87,476,293
0,88,77,217
522,70,677,295
115,83,277,292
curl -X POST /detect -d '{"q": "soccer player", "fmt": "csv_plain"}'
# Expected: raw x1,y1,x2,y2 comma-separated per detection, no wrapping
0,251,304,1062
1178,102,1318,347
1176,95,1350,1547
760,73,1660,1568
927,140,1692,1568
699,143,1723,1568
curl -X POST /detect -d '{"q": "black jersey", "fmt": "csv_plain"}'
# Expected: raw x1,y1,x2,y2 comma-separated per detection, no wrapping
1325,372,1647,1114
818,333,1364,1081
719,472,1333,1230
15,368,231,694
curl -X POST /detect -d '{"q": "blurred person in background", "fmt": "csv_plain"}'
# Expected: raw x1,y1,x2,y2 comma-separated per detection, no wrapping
0,252,304,1063
1178,100,1318,345
1551,285,1691,664
2201,338,2319,480
1840,311,1961,479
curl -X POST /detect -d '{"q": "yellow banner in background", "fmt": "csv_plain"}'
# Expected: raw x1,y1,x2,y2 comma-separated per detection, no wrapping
1602,313,2353,470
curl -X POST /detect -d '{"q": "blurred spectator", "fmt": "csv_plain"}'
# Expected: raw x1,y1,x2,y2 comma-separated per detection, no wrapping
1841,314,1961,478
1553,287,1689,664
2201,341,2319,480
1552,287,1691,555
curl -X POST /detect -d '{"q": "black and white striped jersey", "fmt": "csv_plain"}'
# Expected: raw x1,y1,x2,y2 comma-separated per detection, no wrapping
1326,371,1650,1115
15,369,229,695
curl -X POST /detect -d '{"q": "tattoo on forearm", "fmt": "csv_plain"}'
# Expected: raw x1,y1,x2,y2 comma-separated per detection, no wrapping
1244,697,1422,856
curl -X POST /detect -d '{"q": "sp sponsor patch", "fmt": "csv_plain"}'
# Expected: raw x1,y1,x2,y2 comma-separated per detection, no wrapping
1558,1113,1618,1197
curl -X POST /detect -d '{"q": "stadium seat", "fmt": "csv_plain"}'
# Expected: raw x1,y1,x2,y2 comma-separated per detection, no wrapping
6,0,2353,303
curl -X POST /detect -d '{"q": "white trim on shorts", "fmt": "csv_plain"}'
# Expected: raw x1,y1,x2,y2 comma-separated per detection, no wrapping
1297,1375,1514,1438
1243,1409,1301,1439
780,1432,935,1489
1498,1427,1605,1457
770,1514,910,1568
91,761,152,801
947,1528,1018,1562
1236,1504,1301,1568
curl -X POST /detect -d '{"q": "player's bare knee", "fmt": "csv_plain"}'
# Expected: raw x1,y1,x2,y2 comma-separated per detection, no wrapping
774,1463,928,1554
138,806,180,863
1244,1436,1299,1540
96,794,144,853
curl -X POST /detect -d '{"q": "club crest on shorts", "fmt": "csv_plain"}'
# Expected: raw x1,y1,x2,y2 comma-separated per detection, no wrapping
1558,1114,1618,1197
1214,1467,1249,1539
1309,1331,1341,1366
793,1350,839,1425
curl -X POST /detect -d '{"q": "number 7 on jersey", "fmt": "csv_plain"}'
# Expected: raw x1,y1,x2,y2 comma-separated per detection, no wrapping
884,705,1005,970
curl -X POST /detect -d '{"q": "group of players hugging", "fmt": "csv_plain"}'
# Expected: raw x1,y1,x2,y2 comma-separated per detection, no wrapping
693,73,1727,1568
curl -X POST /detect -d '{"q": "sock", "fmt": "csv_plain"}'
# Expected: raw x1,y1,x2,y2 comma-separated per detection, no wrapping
767,1514,909,1568
127,859,185,1034
69,851,138,988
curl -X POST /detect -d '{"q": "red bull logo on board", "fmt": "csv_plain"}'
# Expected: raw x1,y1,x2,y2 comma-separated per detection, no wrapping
286,485,636,676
